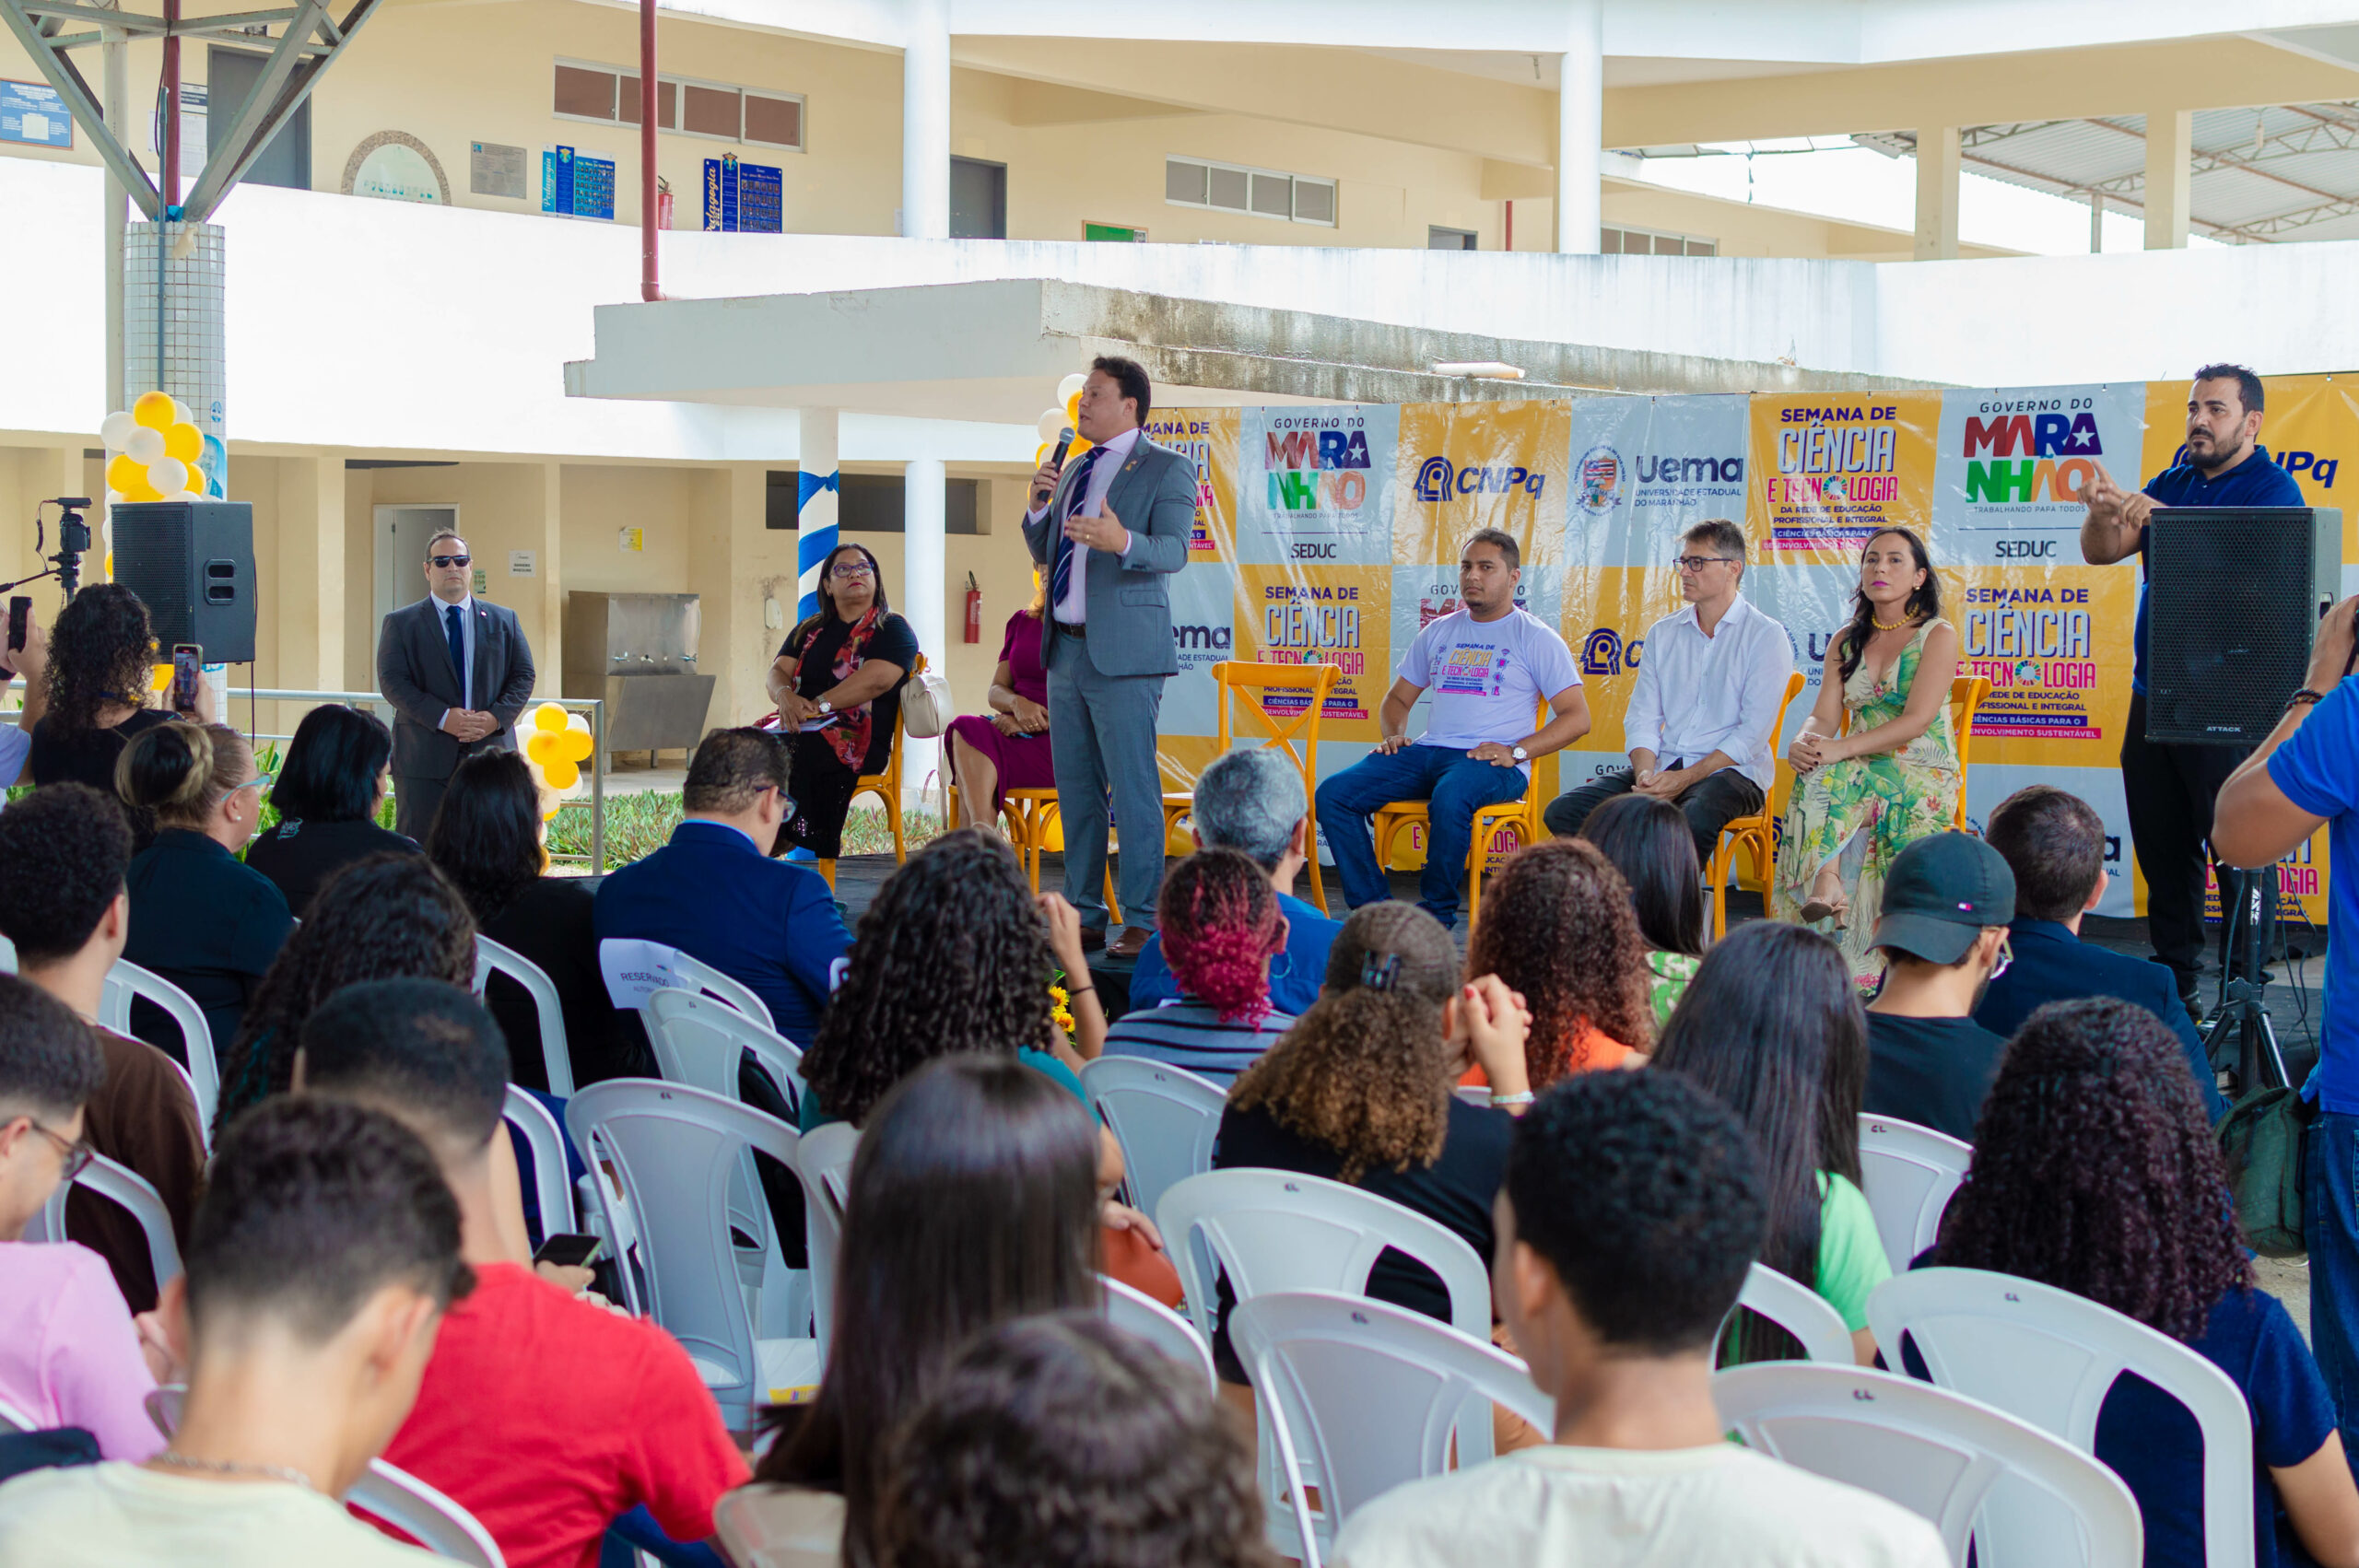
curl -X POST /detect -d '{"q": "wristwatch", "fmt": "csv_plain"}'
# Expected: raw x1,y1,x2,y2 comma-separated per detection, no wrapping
1510,744,1530,763
816,699,834,717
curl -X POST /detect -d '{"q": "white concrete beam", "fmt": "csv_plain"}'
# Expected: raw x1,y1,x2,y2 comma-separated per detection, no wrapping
1557,0,1602,254
1913,125,1960,263
902,0,951,239
2145,107,2192,250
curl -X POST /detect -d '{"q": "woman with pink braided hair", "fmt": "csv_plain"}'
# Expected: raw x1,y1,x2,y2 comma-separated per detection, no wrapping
1101,848,1294,1086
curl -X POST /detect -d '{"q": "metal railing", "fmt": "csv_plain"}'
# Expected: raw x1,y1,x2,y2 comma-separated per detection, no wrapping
234,687,605,873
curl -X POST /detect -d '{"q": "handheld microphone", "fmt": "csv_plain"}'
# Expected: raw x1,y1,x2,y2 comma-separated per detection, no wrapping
1036,427,1076,508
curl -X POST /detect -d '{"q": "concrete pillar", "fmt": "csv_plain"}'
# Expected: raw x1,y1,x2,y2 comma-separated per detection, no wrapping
2089,190,2105,253
901,0,950,240
102,32,127,416
902,456,945,801
2145,108,2192,250
1913,125,1961,262
689,463,794,730
533,462,561,702
1555,0,1603,254
796,408,839,620
273,456,346,694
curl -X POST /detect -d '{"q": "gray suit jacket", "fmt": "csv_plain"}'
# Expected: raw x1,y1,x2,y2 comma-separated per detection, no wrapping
1021,434,1194,678
375,595,537,780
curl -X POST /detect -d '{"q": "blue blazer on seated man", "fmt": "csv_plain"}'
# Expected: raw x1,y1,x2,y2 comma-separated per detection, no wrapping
1975,784,2228,1120
594,728,851,1047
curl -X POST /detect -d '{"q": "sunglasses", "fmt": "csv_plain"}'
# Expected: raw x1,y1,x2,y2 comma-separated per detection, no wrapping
429,555,471,568
26,1117,93,1181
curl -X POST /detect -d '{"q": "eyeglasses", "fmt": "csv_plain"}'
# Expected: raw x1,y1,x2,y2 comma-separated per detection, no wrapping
1673,556,1739,572
429,555,471,568
828,560,875,579
233,771,276,797
1989,934,2014,981
25,1117,92,1181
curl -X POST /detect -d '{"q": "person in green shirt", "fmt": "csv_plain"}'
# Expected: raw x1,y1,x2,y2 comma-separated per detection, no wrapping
1577,792,1708,1029
1651,919,1887,1363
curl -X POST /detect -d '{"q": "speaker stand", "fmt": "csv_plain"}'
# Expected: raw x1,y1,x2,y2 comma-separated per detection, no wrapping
2207,864,2290,1098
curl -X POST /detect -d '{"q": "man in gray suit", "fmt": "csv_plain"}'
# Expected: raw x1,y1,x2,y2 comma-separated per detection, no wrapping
375,530,538,839
1022,357,1195,957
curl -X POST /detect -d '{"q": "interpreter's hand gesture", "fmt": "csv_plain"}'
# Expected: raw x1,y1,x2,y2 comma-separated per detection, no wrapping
2083,462,2125,519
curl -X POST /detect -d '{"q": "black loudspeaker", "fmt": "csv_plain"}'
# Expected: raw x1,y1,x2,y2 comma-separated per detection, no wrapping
108,501,256,664
2144,506,2341,746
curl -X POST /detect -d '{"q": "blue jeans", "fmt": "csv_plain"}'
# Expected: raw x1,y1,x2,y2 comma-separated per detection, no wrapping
2309,1111,2359,1451
1316,744,1528,928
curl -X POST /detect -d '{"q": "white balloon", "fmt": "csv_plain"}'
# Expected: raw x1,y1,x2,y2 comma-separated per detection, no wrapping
1056,372,1086,403
567,712,590,734
105,489,124,508
100,411,137,451
166,490,200,505
146,457,189,496
171,399,194,427
1036,408,1067,442
125,427,164,464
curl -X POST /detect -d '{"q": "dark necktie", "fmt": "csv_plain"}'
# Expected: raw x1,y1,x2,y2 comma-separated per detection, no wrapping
445,603,467,704
1050,446,1108,615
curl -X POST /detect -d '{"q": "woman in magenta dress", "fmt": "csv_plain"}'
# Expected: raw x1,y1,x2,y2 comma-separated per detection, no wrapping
947,579,1056,827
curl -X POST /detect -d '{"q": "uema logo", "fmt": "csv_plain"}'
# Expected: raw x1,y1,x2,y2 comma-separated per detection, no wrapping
1414,456,1548,504
1575,445,1622,515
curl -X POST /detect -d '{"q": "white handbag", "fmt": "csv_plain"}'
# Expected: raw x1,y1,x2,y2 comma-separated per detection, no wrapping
899,666,953,739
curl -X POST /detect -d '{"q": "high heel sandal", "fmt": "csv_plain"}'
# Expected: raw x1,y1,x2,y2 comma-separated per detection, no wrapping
1799,890,1851,930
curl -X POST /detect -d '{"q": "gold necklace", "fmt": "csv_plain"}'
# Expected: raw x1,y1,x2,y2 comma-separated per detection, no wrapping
1871,611,1916,631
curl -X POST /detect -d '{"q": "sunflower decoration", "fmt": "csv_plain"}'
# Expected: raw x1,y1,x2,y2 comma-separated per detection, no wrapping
1049,972,1079,1045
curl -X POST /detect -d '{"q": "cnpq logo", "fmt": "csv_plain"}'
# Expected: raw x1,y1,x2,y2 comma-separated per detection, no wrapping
1579,628,1644,677
1414,455,1547,504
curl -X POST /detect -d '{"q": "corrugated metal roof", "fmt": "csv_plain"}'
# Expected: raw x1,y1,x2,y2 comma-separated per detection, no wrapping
1848,104,2359,244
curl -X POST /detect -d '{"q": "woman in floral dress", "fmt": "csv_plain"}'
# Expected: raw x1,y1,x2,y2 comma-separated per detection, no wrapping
1772,528,1962,986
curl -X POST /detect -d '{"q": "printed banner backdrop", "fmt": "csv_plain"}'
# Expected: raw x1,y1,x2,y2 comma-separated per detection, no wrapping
1135,376,2359,916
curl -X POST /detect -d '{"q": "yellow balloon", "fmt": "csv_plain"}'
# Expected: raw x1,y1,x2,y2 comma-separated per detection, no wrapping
1034,442,1050,466
525,731,561,765
163,423,203,462
133,391,175,430
558,729,593,762
1064,390,1082,426
120,476,162,504
106,453,146,495
545,760,580,791
532,702,569,733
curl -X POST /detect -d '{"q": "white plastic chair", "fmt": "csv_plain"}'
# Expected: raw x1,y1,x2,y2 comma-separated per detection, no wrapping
348,1458,508,1566
101,959,217,1142
1156,1169,1494,1564
792,1122,860,1354
1081,1056,1226,1221
645,988,806,1116
25,1152,182,1290
1869,1267,2254,1568
474,936,575,1098
1719,1262,1857,1364
502,1085,576,1242
1715,1362,2143,1568
1859,1113,1973,1271
599,938,776,1034
1232,1290,1554,1568
1102,1274,1216,1391
0,934,14,973
564,1080,822,1430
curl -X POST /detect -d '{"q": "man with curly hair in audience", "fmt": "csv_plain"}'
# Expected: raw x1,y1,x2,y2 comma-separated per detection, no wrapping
1332,1071,1946,1568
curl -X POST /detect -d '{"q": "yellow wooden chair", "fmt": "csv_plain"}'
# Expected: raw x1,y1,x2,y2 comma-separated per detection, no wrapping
1160,661,1344,911
1369,696,1548,930
1706,670,1809,941
946,781,1121,924
816,653,924,892
1724,672,1993,934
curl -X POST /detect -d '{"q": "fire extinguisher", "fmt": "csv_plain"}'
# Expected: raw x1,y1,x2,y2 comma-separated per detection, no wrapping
963,573,981,644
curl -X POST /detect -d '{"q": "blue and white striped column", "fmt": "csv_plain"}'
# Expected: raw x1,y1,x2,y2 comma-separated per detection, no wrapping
795,407,839,619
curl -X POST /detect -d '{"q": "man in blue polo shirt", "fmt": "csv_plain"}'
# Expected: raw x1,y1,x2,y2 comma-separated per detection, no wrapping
2216,595,2359,1445
2082,363,2305,1017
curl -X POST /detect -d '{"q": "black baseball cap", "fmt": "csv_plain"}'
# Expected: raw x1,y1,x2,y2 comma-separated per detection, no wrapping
1871,832,2017,965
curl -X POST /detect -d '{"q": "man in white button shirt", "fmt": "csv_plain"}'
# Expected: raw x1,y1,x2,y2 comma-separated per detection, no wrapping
1019,357,1197,957
1543,519,1794,869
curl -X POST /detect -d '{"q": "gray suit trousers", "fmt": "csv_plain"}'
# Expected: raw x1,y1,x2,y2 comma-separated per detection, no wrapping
1047,630,1167,930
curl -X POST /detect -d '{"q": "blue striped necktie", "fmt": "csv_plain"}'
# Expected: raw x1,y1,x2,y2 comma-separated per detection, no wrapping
1050,446,1107,612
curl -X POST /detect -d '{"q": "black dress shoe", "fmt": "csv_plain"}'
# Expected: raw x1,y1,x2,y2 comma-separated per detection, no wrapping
1076,927,1108,953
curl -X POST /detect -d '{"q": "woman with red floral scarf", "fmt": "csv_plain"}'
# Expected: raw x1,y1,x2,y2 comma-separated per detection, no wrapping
763,543,922,860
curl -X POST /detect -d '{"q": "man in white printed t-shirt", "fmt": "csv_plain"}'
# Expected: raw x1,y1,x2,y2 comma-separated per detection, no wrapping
1314,530,1589,929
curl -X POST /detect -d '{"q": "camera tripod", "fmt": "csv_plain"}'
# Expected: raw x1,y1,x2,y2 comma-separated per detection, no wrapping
2206,863,2292,1098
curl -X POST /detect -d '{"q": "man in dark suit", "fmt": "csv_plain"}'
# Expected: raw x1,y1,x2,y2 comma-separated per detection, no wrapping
594,727,851,1046
376,530,537,839
1021,357,1196,958
1978,784,2228,1119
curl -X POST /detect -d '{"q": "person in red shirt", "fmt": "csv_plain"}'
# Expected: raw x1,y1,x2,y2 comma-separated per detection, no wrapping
299,977,746,1568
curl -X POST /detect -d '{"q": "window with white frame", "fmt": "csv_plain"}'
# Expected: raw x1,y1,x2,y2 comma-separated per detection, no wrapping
1165,156,1336,228
553,60,804,150
1601,225,1716,257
